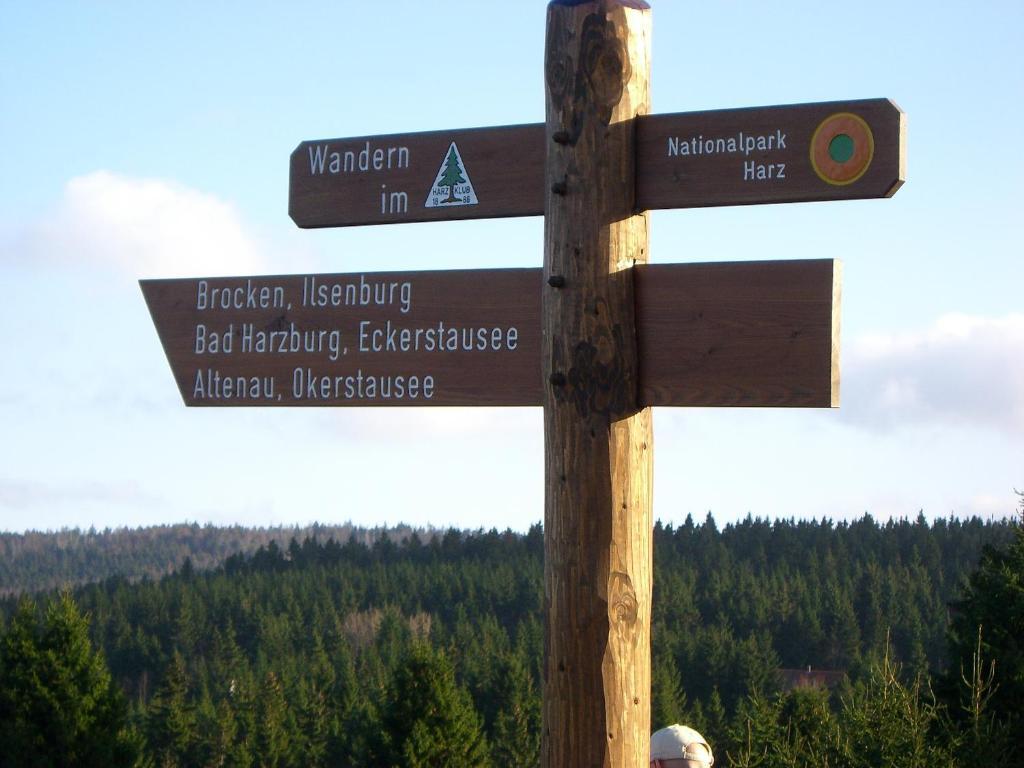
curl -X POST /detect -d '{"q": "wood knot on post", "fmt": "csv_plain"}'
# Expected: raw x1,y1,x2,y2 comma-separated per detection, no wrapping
608,571,638,629
579,12,630,125
544,21,573,105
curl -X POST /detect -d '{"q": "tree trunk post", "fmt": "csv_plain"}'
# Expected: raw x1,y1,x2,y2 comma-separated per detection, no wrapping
542,2,653,767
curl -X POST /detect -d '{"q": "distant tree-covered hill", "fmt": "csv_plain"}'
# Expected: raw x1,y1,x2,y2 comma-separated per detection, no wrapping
0,521,432,596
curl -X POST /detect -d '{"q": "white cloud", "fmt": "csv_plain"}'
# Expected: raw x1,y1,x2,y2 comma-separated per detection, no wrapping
21,171,269,278
843,313,1024,434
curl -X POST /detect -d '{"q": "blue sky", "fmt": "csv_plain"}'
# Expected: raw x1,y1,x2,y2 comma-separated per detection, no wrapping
1,1,1021,533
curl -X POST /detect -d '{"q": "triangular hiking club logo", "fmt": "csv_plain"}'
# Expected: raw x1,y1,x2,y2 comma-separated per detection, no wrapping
424,142,479,208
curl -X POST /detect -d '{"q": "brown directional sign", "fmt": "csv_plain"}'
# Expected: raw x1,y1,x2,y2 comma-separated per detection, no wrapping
289,99,903,228
141,260,839,408
637,99,904,210
140,269,541,407
637,259,840,407
289,124,545,228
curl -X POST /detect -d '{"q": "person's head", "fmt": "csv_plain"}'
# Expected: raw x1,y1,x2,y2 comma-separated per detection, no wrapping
650,724,713,768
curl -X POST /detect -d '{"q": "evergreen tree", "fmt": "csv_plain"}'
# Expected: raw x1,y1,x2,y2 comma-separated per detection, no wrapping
298,683,330,768
778,688,841,767
855,562,888,661
378,643,489,767
733,631,781,699
213,696,251,768
651,646,685,730
146,649,198,768
837,652,953,768
256,670,292,768
704,687,729,751
193,688,222,768
728,690,782,768
298,632,335,767
0,592,140,768
822,581,861,669
489,650,540,767
325,639,372,763
945,492,1024,762
944,626,1016,766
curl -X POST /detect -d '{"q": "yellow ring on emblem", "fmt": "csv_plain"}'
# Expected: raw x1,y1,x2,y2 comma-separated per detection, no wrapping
810,112,875,186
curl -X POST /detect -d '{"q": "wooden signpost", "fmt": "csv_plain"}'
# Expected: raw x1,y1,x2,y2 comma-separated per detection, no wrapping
145,1,905,765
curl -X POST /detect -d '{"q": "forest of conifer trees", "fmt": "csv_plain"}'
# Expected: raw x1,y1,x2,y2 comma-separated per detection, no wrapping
0,509,1021,767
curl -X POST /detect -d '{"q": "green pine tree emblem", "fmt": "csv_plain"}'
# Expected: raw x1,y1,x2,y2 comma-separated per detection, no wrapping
425,142,479,207
438,146,467,203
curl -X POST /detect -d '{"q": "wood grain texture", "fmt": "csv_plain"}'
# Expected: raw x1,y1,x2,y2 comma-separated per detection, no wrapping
636,260,841,407
542,2,651,766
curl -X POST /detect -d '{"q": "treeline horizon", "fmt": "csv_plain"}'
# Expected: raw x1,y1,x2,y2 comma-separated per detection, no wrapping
1,520,431,596
1,511,1017,597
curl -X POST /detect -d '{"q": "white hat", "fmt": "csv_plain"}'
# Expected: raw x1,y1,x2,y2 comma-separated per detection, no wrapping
650,724,714,765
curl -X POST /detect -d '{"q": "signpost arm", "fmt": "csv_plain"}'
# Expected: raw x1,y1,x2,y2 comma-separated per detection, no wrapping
542,2,652,766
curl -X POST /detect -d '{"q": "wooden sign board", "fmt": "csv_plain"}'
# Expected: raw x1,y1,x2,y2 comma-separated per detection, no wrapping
637,99,904,210
141,260,839,408
140,269,541,407
289,99,903,228
289,124,545,228
637,260,840,407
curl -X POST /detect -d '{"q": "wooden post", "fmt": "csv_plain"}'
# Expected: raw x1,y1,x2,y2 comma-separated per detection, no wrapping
542,2,652,767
